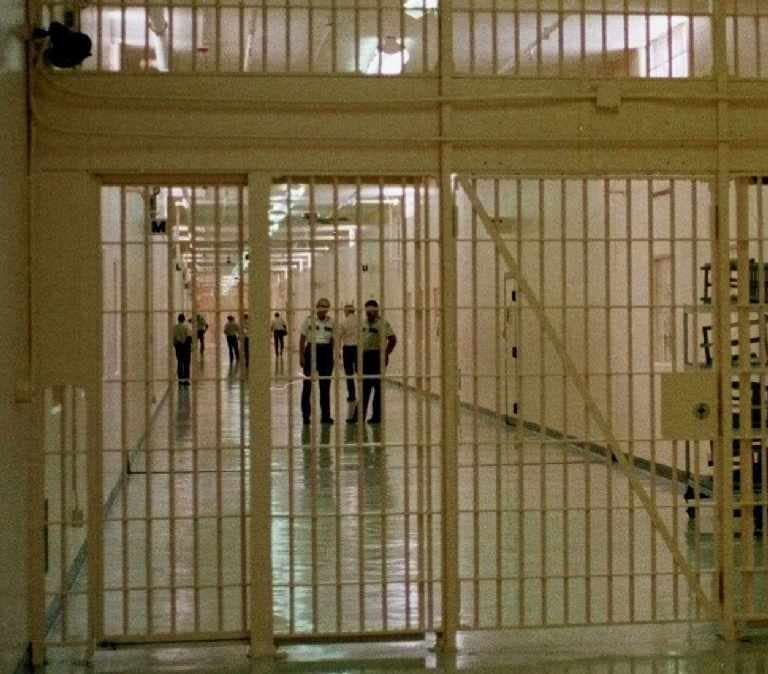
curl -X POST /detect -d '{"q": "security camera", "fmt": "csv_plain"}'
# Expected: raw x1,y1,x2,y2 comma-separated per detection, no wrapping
33,21,92,69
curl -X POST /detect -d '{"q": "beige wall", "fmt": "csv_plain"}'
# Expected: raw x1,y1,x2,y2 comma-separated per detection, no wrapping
0,0,30,668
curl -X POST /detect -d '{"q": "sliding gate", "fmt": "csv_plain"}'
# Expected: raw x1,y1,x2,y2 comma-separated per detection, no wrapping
35,171,768,662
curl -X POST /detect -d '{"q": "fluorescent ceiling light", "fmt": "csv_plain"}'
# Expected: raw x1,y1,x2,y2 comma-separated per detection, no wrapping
366,36,409,76
404,0,438,19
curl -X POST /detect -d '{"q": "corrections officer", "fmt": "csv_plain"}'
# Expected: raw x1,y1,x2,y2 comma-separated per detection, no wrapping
299,297,335,425
360,300,397,424
224,315,241,364
339,303,359,423
195,313,208,355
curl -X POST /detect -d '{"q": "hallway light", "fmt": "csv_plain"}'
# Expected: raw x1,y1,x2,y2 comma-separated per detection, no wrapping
404,0,438,19
366,36,409,75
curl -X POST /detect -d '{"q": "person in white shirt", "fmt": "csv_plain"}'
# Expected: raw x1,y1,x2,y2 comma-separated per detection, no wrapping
224,315,241,364
360,300,397,424
270,312,288,357
299,298,334,425
339,303,360,422
173,313,192,384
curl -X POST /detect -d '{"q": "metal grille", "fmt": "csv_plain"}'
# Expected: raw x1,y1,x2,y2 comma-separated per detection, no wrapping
454,176,718,629
37,0,726,79
100,183,251,641
726,2,768,79
724,176,768,624
42,0,438,75
453,0,713,78
36,385,93,653
268,177,443,638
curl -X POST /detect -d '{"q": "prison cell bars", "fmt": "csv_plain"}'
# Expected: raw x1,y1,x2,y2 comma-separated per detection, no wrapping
454,177,716,629
99,184,251,642
41,0,763,79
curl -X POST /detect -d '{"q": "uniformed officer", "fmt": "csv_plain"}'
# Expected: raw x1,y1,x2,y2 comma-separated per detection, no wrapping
224,315,241,364
299,298,335,425
270,312,288,357
339,303,359,422
173,313,193,385
360,299,397,424
195,313,208,355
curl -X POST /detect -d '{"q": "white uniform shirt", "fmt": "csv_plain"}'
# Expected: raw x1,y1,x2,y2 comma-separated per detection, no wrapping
270,318,287,333
242,317,249,337
339,313,359,347
300,316,334,345
224,321,240,337
361,317,394,352
173,322,191,344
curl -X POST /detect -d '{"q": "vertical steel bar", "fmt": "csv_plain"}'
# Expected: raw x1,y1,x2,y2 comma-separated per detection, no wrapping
143,186,155,636
191,187,201,633
736,177,755,612
237,185,248,631
626,178,637,622
560,179,569,624
355,177,365,631
401,177,412,630
439,0,459,647
378,178,388,631
248,172,276,656
471,177,480,628
167,187,177,635
647,179,658,623
603,178,614,624
332,178,342,633
515,178,525,627
214,186,224,632
120,187,129,635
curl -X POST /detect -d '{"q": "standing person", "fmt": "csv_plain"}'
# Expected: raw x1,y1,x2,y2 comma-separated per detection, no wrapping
360,300,397,424
195,313,208,355
242,313,250,368
299,298,334,425
339,303,360,423
173,313,192,385
224,315,240,365
270,312,288,357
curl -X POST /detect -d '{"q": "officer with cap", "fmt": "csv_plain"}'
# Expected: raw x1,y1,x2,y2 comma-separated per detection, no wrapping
360,299,397,424
299,297,335,425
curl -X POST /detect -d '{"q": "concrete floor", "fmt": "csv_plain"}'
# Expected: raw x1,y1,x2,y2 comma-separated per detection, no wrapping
41,350,734,671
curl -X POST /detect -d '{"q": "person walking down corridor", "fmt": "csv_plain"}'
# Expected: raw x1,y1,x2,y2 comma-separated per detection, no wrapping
224,315,241,365
195,313,208,355
243,313,250,368
299,298,334,425
339,303,360,423
271,312,287,357
361,300,397,424
173,313,193,385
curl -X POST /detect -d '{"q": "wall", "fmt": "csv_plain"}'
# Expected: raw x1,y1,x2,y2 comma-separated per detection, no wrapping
0,0,30,668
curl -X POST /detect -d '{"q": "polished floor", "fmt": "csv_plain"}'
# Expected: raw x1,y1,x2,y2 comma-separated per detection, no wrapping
40,625,768,673
43,348,730,670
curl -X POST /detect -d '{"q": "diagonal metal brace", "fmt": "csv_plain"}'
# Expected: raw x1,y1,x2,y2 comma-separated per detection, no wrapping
457,175,714,617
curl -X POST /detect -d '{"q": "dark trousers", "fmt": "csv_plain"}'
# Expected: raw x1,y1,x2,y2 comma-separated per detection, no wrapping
273,330,285,356
197,329,206,354
226,335,240,363
302,344,333,422
362,350,382,422
342,345,358,402
174,339,192,380
244,337,250,367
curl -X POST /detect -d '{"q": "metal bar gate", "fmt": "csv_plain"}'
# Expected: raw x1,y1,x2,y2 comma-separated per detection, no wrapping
33,172,768,662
